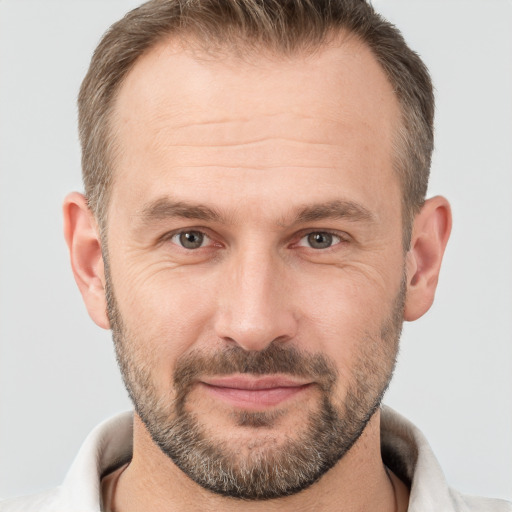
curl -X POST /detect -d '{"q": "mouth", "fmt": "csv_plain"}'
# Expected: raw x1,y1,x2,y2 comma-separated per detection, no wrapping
200,375,313,410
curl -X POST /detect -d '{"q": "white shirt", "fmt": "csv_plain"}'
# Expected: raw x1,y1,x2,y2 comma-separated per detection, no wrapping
1,407,510,511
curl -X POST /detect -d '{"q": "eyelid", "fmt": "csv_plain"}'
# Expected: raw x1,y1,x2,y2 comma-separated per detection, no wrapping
294,229,350,248
172,230,211,249
159,228,215,247
157,227,350,249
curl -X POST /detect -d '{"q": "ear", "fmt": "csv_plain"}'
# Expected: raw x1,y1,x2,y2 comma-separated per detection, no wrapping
63,192,110,329
404,196,452,322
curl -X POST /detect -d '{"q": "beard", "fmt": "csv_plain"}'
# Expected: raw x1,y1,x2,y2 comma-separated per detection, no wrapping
105,263,405,501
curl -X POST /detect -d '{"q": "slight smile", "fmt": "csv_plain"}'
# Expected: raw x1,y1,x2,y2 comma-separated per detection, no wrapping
200,376,314,410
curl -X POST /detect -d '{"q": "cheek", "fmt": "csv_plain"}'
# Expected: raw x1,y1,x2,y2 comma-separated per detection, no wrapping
293,263,402,373
111,263,220,386
297,263,395,330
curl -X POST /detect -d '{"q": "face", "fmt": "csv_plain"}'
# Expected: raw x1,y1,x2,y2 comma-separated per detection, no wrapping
105,37,406,499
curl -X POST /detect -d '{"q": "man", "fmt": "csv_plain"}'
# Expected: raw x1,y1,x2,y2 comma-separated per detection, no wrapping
1,0,510,511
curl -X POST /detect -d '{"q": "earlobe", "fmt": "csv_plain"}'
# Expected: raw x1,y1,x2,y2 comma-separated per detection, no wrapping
404,196,452,322
63,192,110,329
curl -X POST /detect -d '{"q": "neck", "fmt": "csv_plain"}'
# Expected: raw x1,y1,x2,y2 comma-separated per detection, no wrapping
112,409,408,512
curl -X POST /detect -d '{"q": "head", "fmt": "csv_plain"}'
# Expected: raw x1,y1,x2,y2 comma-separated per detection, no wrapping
65,0,451,502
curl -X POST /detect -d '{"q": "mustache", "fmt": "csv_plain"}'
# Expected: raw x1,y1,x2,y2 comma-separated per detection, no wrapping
173,342,338,397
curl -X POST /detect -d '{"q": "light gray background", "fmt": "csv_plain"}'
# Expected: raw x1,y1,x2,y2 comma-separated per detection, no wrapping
1,0,511,502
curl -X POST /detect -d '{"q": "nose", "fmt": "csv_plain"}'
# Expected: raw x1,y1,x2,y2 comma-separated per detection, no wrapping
213,247,298,352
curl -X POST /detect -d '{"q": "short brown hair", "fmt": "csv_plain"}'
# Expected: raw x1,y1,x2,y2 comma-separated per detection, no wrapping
78,0,434,243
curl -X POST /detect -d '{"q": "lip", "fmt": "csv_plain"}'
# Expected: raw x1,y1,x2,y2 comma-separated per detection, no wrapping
200,375,313,409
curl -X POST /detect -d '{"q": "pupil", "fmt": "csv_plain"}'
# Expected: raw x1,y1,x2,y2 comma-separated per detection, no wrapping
308,232,332,249
180,231,203,249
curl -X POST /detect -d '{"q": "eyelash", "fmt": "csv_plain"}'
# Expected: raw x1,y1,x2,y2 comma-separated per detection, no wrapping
169,230,213,249
295,230,345,249
164,229,349,251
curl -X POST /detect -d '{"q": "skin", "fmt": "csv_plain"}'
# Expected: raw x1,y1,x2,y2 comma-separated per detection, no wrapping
64,34,451,512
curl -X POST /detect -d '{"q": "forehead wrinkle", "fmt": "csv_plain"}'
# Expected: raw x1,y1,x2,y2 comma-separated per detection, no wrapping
152,137,344,150
147,113,355,151
164,111,340,131
147,110,349,140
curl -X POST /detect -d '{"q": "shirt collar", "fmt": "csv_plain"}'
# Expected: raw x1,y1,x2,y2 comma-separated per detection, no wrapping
59,407,456,511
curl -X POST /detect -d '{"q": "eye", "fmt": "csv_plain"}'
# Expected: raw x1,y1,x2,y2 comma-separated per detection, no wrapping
171,230,209,249
298,231,342,249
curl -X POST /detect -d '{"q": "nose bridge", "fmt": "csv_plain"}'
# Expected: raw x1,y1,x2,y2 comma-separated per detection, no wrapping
214,241,297,351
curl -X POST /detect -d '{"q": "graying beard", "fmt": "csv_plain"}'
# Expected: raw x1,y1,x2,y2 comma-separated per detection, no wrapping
145,397,356,500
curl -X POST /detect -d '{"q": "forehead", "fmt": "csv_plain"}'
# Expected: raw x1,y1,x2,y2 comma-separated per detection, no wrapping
113,35,399,138
108,35,401,220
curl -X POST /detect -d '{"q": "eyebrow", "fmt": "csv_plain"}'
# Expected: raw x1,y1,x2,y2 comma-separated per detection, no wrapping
136,197,375,227
137,198,223,224
293,200,375,224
